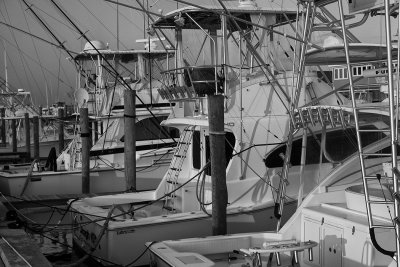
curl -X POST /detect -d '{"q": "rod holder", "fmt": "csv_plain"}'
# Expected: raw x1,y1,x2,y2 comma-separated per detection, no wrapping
254,252,262,267
308,247,314,261
293,251,299,264
275,252,281,266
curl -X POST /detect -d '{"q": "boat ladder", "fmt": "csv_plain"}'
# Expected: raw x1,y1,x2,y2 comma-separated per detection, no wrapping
163,126,195,212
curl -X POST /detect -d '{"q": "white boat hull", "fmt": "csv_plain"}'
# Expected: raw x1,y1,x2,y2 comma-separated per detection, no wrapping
0,153,171,196
71,201,297,266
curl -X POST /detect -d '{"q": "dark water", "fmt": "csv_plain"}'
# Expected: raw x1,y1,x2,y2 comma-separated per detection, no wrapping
15,206,90,267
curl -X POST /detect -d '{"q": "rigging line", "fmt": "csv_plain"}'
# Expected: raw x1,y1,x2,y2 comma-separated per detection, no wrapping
22,1,77,33
0,21,78,54
216,0,290,112
226,139,295,202
101,64,178,143
57,48,61,101
21,0,80,71
0,38,75,91
50,0,177,143
103,1,143,33
18,0,50,100
109,0,176,50
0,5,39,95
77,0,129,50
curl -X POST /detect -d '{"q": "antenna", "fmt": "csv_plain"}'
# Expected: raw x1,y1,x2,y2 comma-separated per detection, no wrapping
136,37,166,51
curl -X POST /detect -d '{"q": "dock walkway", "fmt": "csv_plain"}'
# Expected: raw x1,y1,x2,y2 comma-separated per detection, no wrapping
0,202,52,267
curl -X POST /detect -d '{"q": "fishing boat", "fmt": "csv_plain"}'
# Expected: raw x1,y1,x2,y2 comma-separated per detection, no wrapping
68,1,351,265
148,0,400,266
0,40,178,197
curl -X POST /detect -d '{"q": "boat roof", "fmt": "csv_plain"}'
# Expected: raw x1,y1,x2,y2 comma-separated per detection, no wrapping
153,2,298,30
75,49,173,61
305,43,399,65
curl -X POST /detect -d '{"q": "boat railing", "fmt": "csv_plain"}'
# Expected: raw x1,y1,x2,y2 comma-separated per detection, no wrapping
158,65,224,101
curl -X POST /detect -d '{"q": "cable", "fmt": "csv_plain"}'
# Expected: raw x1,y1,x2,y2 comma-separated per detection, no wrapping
124,241,156,267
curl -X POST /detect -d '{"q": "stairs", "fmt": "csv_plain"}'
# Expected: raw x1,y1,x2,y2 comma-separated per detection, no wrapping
163,126,195,213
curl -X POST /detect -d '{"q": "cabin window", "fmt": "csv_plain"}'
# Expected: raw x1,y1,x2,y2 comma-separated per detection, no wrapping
120,116,179,142
204,132,236,176
334,67,348,80
264,126,384,168
192,131,201,170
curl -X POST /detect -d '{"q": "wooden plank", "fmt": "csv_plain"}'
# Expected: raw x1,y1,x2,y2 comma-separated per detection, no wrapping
0,229,52,267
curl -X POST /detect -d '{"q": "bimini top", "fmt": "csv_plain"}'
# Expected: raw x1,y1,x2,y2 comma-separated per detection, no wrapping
153,1,298,30
305,43,399,66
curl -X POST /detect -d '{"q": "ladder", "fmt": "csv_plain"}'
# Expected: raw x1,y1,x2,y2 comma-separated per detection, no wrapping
163,125,195,212
340,0,400,262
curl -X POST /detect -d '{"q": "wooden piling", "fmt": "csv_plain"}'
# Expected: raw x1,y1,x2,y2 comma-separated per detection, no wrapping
24,113,31,161
124,89,136,191
33,116,40,161
0,108,5,147
11,119,17,152
207,94,227,235
58,109,64,153
80,108,90,193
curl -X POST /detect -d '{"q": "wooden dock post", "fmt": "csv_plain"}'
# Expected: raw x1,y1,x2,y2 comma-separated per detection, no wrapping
80,108,90,193
24,113,31,161
58,109,64,153
0,108,5,147
33,116,40,161
124,89,136,191
207,94,227,235
11,119,17,152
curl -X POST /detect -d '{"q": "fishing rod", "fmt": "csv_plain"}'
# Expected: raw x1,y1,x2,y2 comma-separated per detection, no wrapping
0,21,78,55
21,0,81,70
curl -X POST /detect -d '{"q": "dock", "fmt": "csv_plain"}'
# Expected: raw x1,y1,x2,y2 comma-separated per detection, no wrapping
0,202,52,267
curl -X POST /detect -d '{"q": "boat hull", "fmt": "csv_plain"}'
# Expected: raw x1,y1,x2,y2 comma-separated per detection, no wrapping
0,160,170,197
71,201,297,266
